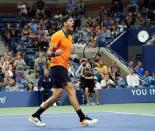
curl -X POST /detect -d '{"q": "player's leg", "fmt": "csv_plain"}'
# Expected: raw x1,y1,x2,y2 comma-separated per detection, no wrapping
29,88,63,126
65,82,98,126
93,88,100,105
84,87,90,105
40,88,63,109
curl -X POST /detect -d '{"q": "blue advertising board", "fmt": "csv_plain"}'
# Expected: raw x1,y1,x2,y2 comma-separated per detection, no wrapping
0,88,155,107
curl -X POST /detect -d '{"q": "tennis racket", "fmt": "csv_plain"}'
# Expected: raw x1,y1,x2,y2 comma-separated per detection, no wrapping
83,42,101,71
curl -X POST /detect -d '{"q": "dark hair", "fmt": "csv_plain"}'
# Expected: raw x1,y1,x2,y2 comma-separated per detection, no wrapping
62,15,73,23
27,82,34,91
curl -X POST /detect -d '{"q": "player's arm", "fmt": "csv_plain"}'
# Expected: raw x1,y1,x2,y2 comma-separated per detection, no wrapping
46,32,62,57
47,45,61,57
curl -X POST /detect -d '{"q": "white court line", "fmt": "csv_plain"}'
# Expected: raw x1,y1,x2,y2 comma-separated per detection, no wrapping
106,111,155,117
0,112,106,118
0,111,155,119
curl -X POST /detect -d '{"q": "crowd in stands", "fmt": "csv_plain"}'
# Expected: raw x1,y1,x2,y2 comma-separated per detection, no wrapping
125,0,155,28
0,0,155,105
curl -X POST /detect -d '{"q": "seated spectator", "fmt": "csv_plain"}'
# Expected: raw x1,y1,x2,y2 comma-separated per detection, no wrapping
27,82,38,92
93,67,102,83
135,13,144,27
80,25,89,42
37,30,48,51
21,24,31,42
94,53,102,66
94,76,102,90
128,60,135,68
54,10,63,19
108,61,121,80
143,71,155,86
95,58,108,75
115,76,126,87
126,68,140,87
16,40,26,52
0,67,4,82
28,18,39,34
134,61,144,77
2,72,16,91
0,67,4,91
96,29,106,44
124,14,134,28
101,73,116,89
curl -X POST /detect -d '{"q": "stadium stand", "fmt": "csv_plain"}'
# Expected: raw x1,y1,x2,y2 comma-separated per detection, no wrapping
0,0,155,106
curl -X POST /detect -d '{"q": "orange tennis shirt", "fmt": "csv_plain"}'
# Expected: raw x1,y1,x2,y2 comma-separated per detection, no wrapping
49,30,72,69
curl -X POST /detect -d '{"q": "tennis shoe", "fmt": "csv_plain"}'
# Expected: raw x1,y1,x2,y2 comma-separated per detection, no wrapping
80,116,98,127
28,116,46,127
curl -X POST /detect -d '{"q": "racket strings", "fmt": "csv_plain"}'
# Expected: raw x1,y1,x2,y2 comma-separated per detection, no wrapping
84,44,100,59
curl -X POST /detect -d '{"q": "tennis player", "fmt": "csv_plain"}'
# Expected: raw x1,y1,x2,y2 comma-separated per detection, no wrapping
29,15,98,127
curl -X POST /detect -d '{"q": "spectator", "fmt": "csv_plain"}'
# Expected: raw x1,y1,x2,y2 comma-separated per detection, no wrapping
21,24,30,42
93,67,102,83
67,0,77,9
128,60,135,68
80,67,100,105
101,73,116,89
38,68,52,102
80,26,89,42
134,61,144,77
36,0,46,18
2,72,16,91
0,67,4,82
14,23,22,37
17,0,28,17
14,52,26,82
143,71,155,86
126,68,140,87
37,30,49,51
77,0,86,16
94,77,102,90
152,71,155,79
27,82,38,92
124,13,135,28
16,39,26,52
94,53,102,66
108,61,121,80
95,59,108,75
28,18,39,34
3,24,14,48
27,0,35,17
1,53,14,78
135,13,144,27
76,58,88,73
34,52,46,78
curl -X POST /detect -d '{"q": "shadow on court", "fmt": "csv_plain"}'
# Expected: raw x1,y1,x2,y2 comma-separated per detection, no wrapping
0,112,154,131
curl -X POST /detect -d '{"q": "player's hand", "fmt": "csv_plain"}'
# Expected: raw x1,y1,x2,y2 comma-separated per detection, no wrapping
55,49,62,56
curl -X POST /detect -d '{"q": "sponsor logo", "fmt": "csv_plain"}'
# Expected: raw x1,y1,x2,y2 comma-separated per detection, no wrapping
131,88,155,96
0,97,6,104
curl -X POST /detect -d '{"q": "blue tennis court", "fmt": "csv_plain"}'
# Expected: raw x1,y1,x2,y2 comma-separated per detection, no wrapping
0,112,154,131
